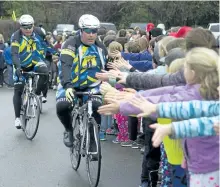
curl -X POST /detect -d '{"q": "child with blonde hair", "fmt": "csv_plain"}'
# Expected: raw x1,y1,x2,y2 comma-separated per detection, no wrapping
158,36,175,57
168,58,185,73
108,41,123,53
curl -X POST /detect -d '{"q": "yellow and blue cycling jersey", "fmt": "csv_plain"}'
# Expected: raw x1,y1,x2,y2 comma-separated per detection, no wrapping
56,35,108,100
58,35,108,90
11,27,57,69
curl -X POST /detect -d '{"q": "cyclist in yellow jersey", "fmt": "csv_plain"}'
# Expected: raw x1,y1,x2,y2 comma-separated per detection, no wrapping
56,14,108,148
11,15,56,129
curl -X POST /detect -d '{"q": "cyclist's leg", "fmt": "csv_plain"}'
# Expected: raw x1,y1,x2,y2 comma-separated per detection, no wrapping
88,86,102,125
88,95,102,153
51,61,57,88
53,64,58,89
13,68,25,128
56,84,73,147
45,59,52,89
34,61,49,99
91,96,102,125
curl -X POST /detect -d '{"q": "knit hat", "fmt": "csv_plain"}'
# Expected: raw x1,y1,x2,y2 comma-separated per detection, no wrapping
157,23,166,35
169,26,192,38
160,47,185,67
150,28,163,37
146,23,155,32
157,23,165,30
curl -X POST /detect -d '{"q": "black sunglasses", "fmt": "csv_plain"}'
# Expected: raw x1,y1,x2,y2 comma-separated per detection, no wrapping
21,25,33,30
82,28,98,34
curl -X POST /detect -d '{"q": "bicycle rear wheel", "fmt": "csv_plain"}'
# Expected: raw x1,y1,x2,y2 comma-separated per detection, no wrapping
86,118,101,187
70,116,82,171
24,93,41,140
3,68,9,86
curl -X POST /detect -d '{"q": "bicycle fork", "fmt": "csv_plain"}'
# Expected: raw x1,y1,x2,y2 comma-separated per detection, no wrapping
80,117,99,157
26,96,36,118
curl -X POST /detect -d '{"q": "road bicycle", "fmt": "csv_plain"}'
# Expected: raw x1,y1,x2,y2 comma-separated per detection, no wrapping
70,91,102,187
20,71,45,140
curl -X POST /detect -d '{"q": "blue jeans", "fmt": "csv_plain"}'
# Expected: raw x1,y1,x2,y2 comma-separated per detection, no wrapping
7,65,14,86
170,165,187,187
100,115,112,132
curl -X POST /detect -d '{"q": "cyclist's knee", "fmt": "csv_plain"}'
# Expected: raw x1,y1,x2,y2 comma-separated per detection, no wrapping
14,82,25,95
56,98,72,116
34,62,49,74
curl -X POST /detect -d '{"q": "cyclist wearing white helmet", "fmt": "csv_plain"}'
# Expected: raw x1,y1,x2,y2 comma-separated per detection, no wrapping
11,14,57,129
56,14,108,151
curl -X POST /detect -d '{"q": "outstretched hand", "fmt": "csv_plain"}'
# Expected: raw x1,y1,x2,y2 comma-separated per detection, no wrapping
150,123,172,147
98,99,120,115
128,94,157,117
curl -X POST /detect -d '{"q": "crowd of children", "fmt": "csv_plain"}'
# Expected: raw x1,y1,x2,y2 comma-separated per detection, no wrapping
95,23,220,187
0,22,219,187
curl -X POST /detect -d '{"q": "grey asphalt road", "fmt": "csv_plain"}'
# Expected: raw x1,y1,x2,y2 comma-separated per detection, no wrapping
0,88,143,187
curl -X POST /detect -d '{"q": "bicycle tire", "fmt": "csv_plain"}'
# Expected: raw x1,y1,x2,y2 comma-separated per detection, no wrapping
39,96,43,114
3,68,10,86
70,116,82,171
24,93,41,140
86,118,101,187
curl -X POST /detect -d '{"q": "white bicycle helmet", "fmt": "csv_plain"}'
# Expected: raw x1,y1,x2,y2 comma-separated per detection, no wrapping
19,14,34,25
78,14,100,29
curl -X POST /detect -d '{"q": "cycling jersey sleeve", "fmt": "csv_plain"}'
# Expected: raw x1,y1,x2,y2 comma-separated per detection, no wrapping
59,37,76,89
11,31,21,69
35,27,58,56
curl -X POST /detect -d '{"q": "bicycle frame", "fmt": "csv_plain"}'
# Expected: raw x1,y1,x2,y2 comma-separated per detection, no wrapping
72,92,100,156
22,72,46,117
23,75,35,118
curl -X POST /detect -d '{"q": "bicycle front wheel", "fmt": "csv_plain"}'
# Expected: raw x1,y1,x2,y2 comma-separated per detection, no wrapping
86,118,101,187
24,93,41,140
70,116,81,171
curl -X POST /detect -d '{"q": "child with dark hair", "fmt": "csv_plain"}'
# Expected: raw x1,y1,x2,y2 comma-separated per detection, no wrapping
149,28,163,40
116,29,128,51
103,35,116,48
118,29,127,37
